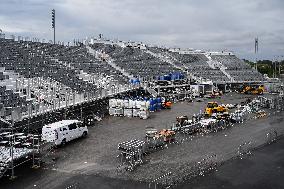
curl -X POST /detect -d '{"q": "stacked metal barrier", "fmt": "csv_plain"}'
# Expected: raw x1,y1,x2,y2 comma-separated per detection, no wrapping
0,131,44,179
117,139,145,171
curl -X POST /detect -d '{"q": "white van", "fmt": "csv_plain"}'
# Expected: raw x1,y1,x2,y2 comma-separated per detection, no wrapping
41,120,88,146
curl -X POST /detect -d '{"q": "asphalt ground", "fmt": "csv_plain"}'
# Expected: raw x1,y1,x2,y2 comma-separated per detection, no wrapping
2,135,284,189
178,135,284,189
1,92,284,188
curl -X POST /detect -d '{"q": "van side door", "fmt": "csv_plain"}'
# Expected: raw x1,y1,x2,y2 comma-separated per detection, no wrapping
61,126,69,141
68,123,78,141
76,122,84,136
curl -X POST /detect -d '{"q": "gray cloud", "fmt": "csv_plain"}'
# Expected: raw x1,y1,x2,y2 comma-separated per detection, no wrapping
0,0,283,60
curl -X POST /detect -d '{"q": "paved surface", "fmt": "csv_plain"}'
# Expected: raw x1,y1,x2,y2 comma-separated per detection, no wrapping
178,136,284,189
2,135,284,189
1,93,284,188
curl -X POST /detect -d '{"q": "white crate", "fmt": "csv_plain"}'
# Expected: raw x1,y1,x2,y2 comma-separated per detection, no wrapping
140,101,150,110
109,99,117,108
115,108,124,116
129,100,134,108
123,100,129,108
109,107,116,115
116,99,123,108
124,108,133,117
135,100,141,109
139,110,149,119
132,108,139,117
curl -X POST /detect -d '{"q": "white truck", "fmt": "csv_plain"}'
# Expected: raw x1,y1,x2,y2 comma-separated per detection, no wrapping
41,120,88,146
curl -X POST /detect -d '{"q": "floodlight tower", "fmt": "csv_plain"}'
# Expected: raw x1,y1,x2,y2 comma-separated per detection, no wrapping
52,9,56,44
280,56,283,75
255,37,259,71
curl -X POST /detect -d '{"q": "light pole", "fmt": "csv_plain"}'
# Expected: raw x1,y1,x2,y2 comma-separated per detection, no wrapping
255,37,259,71
52,9,55,44
274,55,278,78
278,55,283,76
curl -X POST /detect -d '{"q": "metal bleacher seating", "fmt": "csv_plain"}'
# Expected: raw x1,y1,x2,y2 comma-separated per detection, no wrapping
211,55,265,82
170,53,230,82
93,45,184,80
0,38,131,122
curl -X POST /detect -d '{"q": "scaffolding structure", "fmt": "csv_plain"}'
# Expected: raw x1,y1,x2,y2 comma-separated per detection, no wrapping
0,117,54,179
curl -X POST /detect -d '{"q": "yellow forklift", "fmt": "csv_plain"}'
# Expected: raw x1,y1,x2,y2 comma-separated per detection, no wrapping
241,85,265,95
204,102,228,117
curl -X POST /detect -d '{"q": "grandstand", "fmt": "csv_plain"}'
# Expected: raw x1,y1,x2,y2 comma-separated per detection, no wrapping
0,36,267,124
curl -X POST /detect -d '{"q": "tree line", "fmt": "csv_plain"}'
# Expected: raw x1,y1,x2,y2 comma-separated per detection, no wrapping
243,59,284,78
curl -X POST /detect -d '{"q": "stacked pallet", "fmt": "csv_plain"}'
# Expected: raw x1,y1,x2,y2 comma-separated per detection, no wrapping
109,99,150,119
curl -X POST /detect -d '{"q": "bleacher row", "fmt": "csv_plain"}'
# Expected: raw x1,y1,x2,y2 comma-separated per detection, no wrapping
0,40,96,93
211,55,265,82
91,44,183,80
211,55,250,69
0,72,9,80
91,43,266,83
169,52,230,82
0,38,131,120
59,46,129,85
147,47,168,54
0,86,27,112
143,47,265,83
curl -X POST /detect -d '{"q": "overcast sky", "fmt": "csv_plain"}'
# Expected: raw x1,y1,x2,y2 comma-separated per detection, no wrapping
0,0,283,60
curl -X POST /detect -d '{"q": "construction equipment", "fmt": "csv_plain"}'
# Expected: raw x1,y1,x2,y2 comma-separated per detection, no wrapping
145,128,164,149
240,85,265,95
145,128,175,149
175,115,189,128
172,114,203,134
158,129,176,142
205,90,223,99
162,98,172,109
256,110,267,118
204,102,228,117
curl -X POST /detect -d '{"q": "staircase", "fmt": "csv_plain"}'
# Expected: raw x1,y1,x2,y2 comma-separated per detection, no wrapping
206,54,235,82
108,59,134,79
86,46,134,80
47,55,75,70
146,50,185,70
204,54,217,69
146,87,158,97
220,66,235,82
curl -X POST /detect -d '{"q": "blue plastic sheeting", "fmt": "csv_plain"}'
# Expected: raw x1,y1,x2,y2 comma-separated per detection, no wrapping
156,103,162,110
149,105,155,112
129,78,140,84
156,72,184,81
156,97,162,103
